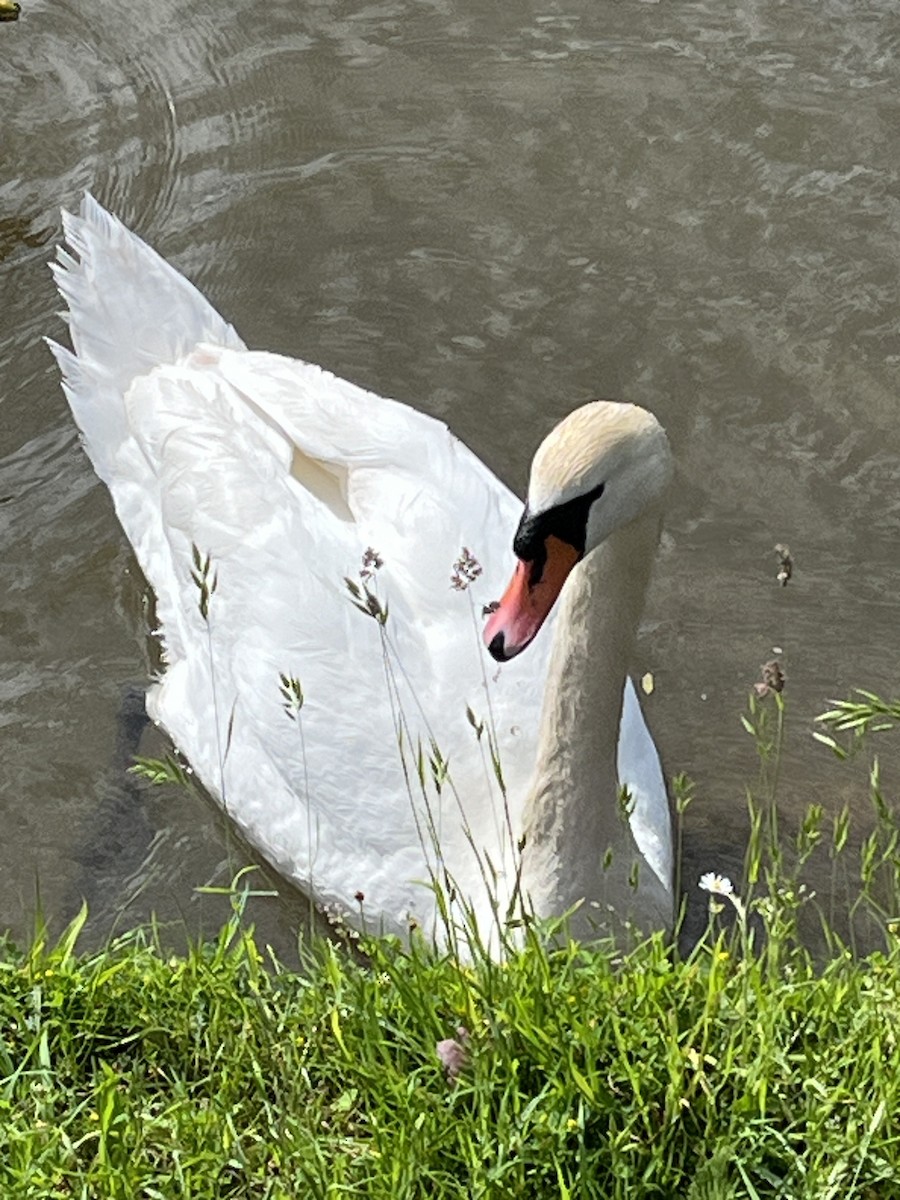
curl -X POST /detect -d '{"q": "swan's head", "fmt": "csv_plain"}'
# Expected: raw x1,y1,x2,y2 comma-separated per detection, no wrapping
484,400,672,662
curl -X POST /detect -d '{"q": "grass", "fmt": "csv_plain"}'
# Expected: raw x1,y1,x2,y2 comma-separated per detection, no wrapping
2,846,900,1198
7,552,900,1197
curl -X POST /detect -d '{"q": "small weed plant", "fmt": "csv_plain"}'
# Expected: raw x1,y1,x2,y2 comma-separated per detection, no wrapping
6,555,900,1197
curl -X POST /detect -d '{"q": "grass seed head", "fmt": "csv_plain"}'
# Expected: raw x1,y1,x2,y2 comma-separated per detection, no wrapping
451,547,483,590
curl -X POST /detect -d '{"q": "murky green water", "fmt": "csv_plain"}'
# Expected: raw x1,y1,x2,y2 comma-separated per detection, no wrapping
2,0,899,949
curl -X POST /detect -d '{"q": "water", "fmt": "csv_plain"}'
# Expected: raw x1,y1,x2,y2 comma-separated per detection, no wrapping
2,0,899,950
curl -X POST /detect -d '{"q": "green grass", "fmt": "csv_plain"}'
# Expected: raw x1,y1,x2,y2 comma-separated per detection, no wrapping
9,575,900,1200
2,881,899,1199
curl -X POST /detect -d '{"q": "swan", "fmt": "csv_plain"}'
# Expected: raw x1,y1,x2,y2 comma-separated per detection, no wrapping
49,195,674,946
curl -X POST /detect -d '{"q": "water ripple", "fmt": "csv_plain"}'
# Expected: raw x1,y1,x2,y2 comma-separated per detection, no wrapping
3,0,900,943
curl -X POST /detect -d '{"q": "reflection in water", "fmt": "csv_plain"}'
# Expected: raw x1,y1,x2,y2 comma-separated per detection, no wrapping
2,0,900,948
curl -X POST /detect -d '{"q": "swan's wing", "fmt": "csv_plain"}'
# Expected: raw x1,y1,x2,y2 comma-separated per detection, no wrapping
118,348,546,933
49,196,245,483
619,679,672,891
48,195,544,934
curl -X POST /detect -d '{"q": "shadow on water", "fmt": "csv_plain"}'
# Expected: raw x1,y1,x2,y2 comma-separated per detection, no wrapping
60,678,326,966
0,216,55,265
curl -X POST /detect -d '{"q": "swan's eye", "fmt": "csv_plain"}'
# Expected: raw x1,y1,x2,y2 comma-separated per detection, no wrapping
513,481,605,582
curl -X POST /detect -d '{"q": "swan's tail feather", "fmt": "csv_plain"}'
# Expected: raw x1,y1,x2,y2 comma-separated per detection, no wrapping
47,193,246,481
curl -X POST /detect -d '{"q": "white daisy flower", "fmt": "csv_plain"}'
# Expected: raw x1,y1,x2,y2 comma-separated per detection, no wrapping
699,872,734,897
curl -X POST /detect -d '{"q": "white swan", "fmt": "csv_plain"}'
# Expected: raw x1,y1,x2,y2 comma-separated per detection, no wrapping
49,195,674,945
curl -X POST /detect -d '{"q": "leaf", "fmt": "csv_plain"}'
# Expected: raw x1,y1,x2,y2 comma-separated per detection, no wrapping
329,1006,347,1053
129,755,191,788
569,1062,595,1103
811,731,847,760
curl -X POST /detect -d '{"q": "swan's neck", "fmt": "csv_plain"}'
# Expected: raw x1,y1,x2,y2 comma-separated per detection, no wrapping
521,506,664,932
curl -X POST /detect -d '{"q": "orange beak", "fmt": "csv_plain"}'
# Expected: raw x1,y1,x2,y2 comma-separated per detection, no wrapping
484,535,581,661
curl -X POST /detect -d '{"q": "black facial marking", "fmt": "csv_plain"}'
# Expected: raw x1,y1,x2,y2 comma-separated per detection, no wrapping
512,481,605,584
